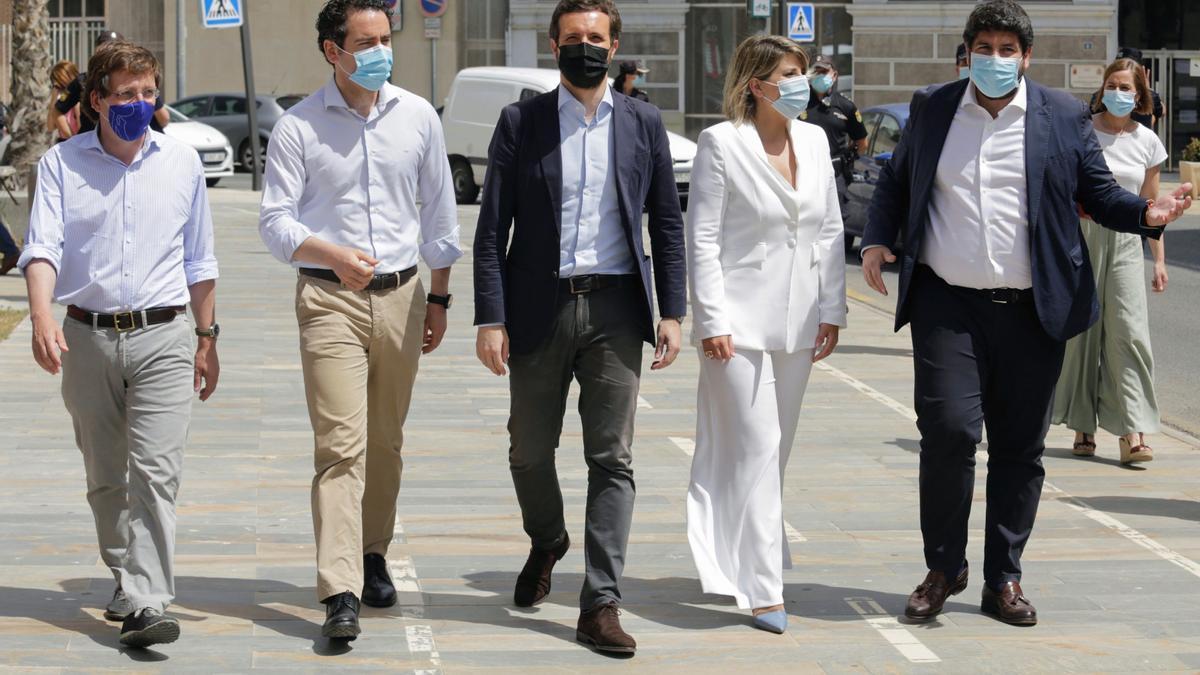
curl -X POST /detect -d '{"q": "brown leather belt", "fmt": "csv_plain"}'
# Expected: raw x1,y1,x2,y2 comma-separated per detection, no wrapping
66,305,185,331
299,266,417,291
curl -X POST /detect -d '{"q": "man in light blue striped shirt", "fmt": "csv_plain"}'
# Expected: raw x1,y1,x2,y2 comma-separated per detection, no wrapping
19,42,218,649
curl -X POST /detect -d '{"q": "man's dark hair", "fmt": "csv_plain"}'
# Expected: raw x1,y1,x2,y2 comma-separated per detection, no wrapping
549,0,622,43
963,0,1034,53
1117,46,1143,61
315,0,393,56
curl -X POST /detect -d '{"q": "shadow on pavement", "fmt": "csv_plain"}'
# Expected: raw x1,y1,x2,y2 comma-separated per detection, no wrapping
1068,496,1200,523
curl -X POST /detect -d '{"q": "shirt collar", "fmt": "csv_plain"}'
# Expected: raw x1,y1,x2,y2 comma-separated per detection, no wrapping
322,75,401,114
961,77,1028,115
80,127,162,159
557,83,613,116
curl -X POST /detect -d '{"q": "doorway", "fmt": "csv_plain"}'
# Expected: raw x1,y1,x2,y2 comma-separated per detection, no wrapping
1145,51,1200,170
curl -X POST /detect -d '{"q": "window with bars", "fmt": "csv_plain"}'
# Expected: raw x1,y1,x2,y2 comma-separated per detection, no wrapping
48,0,106,19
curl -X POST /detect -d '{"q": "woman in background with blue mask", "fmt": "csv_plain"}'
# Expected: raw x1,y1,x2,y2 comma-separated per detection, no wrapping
1053,57,1168,465
613,59,651,103
685,34,846,635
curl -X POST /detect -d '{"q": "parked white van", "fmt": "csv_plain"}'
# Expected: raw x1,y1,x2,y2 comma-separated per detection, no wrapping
440,67,696,208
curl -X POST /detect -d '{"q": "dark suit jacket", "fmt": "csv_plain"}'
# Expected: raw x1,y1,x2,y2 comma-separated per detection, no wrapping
861,78,1160,343
472,89,687,355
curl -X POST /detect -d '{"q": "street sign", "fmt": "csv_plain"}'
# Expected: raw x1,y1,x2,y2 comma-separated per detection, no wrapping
749,0,770,18
420,0,448,18
384,0,402,30
424,17,442,39
200,0,243,29
787,3,815,42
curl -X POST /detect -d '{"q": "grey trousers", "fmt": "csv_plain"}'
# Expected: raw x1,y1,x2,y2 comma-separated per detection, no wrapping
61,315,194,613
507,282,646,611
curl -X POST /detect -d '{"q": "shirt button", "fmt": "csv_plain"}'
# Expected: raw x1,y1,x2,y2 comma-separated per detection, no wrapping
787,238,797,248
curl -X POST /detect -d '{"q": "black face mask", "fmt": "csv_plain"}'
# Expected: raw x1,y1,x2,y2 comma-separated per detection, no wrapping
556,42,611,89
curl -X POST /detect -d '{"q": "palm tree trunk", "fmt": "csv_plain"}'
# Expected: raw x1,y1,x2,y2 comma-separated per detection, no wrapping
5,0,53,188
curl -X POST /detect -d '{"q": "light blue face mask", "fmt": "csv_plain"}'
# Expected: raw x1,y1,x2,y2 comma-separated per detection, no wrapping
337,43,393,92
958,66,970,81
970,53,1022,99
811,72,835,95
1102,89,1136,117
763,75,810,120
633,74,646,87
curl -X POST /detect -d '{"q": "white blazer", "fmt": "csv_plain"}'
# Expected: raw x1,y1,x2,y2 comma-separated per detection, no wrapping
686,119,847,353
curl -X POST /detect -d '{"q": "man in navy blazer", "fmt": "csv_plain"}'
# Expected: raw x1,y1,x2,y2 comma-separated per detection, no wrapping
472,0,686,655
861,0,1191,627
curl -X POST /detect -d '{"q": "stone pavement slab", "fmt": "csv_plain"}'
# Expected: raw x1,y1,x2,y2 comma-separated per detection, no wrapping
0,190,1199,672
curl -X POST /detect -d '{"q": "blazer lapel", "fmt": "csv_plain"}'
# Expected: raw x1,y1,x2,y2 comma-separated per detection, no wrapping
537,92,564,236
612,94,638,231
1024,82,1049,232
911,82,962,216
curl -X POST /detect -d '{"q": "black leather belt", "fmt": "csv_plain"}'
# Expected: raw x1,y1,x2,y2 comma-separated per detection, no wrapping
67,305,185,331
300,266,417,292
917,265,1033,304
559,274,638,295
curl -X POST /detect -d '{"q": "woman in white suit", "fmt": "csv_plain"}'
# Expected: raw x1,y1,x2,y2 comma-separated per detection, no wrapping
685,35,847,634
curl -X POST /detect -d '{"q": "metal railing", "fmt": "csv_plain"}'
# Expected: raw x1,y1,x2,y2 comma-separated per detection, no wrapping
0,19,106,104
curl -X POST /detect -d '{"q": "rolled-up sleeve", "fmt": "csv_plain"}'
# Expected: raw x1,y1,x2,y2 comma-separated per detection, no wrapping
18,152,66,273
416,107,462,270
259,116,315,263
183,155,219,284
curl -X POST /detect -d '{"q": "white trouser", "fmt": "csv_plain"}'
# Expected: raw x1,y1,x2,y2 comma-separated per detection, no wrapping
687,348,813,609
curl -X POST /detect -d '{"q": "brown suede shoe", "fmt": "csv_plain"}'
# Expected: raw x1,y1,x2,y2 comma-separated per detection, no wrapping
576,603,636,654
905,564,969,621
513,532,570,607
0,255,16,276
981,581,1038,626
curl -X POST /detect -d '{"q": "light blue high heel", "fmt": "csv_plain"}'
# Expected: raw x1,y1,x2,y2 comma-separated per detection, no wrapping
752,609,788,634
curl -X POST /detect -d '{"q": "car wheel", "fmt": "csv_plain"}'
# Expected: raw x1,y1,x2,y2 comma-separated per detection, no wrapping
451,158,479,204
206,177,220,188
238,138,268,171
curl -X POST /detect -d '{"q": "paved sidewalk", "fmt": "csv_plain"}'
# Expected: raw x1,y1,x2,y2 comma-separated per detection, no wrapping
1,190,1199,672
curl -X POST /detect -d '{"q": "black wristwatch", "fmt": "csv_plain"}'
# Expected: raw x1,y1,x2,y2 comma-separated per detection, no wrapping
195,323,220,339
427,293,453,309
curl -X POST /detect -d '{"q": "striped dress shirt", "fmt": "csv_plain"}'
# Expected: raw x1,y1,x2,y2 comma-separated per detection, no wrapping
18,130,219,313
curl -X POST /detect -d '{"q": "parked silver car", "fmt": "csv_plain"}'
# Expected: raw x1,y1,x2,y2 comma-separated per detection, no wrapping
169,93,303,171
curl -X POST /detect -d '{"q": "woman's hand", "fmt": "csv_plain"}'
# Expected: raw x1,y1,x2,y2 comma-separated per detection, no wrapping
1152,260,1168,293
701,335,734,362
813,323,839,363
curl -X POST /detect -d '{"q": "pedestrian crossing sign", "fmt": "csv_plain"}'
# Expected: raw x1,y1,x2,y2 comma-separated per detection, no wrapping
787,3,815,42
201,0,243,29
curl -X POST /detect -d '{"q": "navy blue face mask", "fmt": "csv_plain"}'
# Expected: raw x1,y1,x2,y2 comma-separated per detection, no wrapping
107,100,156,142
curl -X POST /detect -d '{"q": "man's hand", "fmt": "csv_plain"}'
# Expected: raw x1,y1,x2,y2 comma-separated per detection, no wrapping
700,335,734,362
651,318,682,371
423,304,447,354
1152,260,1169,293
194,338,219,401
30,314,68,375
862,246,896,296
476,325,509,376
1145,183,1193,227
330,246,379,291
813,323,839,362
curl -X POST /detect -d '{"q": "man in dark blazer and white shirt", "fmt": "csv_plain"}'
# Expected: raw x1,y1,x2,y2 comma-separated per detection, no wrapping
861,0,1191,627
472,0,686,656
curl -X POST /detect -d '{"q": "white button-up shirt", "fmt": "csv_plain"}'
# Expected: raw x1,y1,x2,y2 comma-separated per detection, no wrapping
557,84,633,277
259,78,461,272
18,130,218,313
921,79,1032,290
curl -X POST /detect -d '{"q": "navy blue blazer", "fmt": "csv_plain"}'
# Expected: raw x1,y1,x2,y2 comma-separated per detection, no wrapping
862,78,1160,343
472,89,687,355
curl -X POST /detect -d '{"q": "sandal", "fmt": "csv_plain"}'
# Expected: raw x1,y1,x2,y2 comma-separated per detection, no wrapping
1119,434,1153,464
1072,434,1096,457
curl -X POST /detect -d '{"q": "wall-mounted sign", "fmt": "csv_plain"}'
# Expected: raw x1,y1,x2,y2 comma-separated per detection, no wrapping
1069,63,1104,90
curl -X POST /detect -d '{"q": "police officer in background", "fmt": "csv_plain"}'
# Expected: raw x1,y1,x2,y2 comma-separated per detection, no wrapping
803,55,868,217
955,43,969,80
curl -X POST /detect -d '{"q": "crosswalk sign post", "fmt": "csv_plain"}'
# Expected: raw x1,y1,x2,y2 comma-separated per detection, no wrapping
787,3,815,43
200,0,243,29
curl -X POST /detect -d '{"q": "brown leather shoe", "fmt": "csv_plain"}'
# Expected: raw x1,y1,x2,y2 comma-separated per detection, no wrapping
905,563,968,621
513,532,570,607
0,254,16,276
981,581,1038,626
576,602,636,654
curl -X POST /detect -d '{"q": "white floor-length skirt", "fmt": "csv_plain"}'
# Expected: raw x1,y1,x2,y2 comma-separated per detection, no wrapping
687,348,814,609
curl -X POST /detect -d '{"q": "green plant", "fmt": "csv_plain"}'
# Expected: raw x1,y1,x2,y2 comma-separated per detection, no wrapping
1182,137,1200,163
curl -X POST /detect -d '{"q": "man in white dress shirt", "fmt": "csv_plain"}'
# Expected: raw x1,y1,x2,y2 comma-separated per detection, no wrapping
21,42,219,648
259,0,460,640
861,0,1190,627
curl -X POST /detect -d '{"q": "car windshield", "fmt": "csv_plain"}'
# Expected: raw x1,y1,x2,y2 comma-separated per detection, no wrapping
276,95,302,110
166,106,189,123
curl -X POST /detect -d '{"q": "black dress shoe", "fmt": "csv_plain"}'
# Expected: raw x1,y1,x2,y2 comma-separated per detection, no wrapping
514,532,570,607
981,581,1038,626
905,563,969,621
119,608,180,647
362,553,397,608
322,592,361,640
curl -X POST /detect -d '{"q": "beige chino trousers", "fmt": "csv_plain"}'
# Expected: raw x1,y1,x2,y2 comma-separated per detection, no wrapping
295,273,425,601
